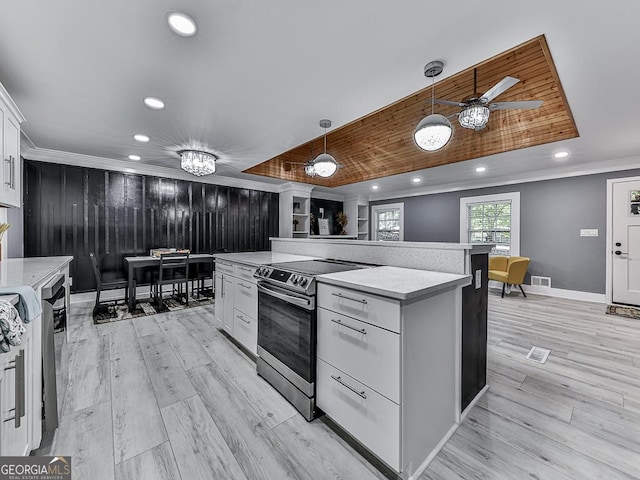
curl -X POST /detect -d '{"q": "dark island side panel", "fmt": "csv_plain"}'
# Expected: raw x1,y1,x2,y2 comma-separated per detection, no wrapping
24,160,279,293
461,253,488,411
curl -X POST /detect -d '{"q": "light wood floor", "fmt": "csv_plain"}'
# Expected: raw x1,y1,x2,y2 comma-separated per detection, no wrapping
38,294,640,479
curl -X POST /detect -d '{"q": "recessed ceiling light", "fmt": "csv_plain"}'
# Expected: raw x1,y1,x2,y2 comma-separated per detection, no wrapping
554,151,569,159
128,154,141,161
411,177,422,184
475,166,487,173
144,97,165,110
371,185,380,191
167,12,197,37
133,134,150,143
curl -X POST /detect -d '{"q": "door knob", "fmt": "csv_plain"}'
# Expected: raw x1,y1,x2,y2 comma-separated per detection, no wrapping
615,250,628,255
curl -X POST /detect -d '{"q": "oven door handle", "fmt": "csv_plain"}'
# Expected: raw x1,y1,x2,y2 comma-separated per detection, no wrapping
258,283,314,311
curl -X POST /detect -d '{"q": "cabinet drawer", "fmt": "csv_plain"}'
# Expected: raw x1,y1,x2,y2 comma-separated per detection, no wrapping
233,263,257,282
317,308,400,404
216,260,234,275
317,359,400,470
233,309,257,355
317,283,401,333
234,278,258,319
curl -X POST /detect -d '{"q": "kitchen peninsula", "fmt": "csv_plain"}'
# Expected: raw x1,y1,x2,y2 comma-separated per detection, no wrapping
214,239,489,479
0,256,72,456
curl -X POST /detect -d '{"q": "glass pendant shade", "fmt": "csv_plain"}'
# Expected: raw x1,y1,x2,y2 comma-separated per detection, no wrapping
309,153,338,178
458,104,490,129
179,150,217,176
305,119,339,178
414,114,453,151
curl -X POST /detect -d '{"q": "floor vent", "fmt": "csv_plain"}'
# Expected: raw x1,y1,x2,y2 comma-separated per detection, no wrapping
531,276,551,287
526,346,551,364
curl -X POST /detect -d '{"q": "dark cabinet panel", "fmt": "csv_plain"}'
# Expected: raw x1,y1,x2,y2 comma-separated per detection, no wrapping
461,253,488,411
24,160,279,293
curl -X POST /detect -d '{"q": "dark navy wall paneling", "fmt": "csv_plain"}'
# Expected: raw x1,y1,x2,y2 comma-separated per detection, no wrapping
24,160,279,293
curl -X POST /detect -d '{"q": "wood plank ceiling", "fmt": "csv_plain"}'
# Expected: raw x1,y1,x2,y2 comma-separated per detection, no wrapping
244,35,578,187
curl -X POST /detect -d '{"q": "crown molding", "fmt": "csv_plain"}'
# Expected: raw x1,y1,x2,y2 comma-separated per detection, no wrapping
369,155,640,201
310,189,347,202
0,81,26,123
22,147,283,193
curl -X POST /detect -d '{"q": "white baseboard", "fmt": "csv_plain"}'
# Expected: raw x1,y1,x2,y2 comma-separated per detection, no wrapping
460,385,489,422
488,282,605,303
409,422,459,480
70,280,214,305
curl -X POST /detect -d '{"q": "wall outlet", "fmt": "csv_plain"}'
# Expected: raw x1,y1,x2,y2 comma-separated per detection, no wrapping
475,269,482,289
580,228,598,237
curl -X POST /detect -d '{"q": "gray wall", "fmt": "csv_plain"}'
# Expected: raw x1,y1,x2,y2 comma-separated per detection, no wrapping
372,168,640,294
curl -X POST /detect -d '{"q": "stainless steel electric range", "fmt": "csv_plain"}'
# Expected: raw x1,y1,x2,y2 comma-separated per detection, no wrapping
253,259,373,420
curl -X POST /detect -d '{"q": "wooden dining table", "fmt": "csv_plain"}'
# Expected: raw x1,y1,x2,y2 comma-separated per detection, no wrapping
124,253,215,311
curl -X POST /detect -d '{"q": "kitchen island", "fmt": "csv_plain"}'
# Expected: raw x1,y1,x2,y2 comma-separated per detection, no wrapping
213,245,483,479
0,256,72,456
316,266,470,479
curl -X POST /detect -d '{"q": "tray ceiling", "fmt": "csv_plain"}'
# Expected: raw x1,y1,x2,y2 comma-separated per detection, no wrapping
245,35,578,187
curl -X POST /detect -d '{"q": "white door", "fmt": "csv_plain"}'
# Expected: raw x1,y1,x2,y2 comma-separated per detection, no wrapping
612,180,640,305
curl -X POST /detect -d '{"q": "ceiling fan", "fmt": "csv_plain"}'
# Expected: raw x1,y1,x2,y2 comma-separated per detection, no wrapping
434,68,543,131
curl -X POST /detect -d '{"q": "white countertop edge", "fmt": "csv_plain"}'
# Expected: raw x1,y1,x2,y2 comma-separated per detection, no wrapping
213,252,320,267
271,237,493,252
317,270,472,301
0,256,73,289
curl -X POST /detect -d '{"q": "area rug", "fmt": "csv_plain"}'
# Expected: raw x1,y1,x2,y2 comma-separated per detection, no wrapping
93,293,214,324
606,304,640,320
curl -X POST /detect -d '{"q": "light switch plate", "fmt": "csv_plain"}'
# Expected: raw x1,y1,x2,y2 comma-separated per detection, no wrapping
475,269,481,289
580,229,598,237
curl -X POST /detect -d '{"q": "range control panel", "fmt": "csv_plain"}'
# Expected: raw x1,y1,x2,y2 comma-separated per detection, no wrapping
254,266,314,295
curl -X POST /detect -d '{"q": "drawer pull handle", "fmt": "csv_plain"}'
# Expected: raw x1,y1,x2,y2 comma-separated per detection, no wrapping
331,318,367,335
238,315,251,325
332,292,367,304
238,282,253,289
239,266,253,272
331,375,367,399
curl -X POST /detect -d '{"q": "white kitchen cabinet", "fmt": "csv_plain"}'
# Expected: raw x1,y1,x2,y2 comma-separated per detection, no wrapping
214,270,235,336
214,259,259,355
233,308,257,356
0,81,25,208
0,341,29,456
316,281,460,478
223,275,234,335
214,272,224,328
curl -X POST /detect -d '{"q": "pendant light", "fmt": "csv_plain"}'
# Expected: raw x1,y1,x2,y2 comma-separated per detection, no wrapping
414,61,452,152
305,119,339,178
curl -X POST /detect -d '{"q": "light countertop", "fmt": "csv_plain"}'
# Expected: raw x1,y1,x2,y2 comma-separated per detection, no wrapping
0,256,73,289
317,266,471,300
271,237,493,253
214,252,320,266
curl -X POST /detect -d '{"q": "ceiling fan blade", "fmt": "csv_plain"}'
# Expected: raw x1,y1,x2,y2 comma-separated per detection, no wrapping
489,100,544,110
434,99,466,107
480,76,520,102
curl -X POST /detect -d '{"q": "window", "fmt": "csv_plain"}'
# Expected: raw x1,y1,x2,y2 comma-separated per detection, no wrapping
460,192,520,256
372,203,404,241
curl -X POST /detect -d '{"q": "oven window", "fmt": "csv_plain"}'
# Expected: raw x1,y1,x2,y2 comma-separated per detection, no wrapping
258,292,315,384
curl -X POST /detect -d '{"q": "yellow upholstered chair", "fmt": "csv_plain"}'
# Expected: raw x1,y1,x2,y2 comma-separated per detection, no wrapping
488,256,530,298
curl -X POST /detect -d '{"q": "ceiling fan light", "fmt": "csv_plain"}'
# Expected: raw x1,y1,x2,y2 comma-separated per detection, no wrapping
304,162,316,177
179,150,217,176
310,153,338,178
414,114,452,151
459,104,490,129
